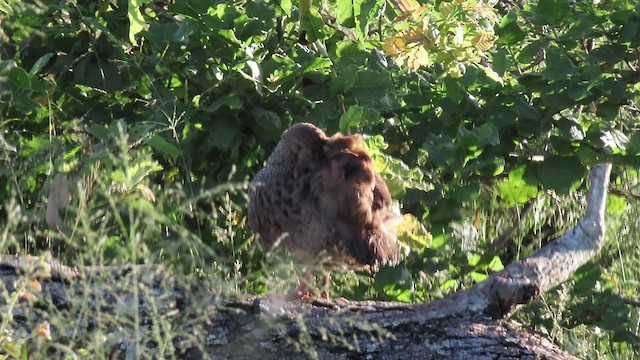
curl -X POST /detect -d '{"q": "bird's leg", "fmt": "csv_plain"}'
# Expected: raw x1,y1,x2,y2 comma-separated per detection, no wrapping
288,268,315,301
320,272,331,299
289,268,332,300
320,272,350,304
320,271,331,300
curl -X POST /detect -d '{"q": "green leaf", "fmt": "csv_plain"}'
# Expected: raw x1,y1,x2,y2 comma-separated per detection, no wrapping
612,330,640,345
423,135,463,173
349,70,392,101
440,279,459,290
0,0,13,15
252,108,282,140
430,233,447,249
497,165,539,205
449,183,480,202
74,59,122,91
459,123,500,149
354,0,383,41
492,49,508,76
536,156,585,194
564,18,602,40
537,0,570,27
496,11,526,45
339,105,365,133
567,81,596,101
147,135,181,159
488,255,504,271
374,265,412,292
0,61,30,99
571,262,601,294
299,0,311,17
280,0,292,16
28,53,54,77
335,41,369,65
606,194,627,217
629,131,640,155
395,214,432,249
300,57,333,74
518,39,549,65
25,136,51,152
430,198,463,223
201,94,243,113
610,9,636,24
470,271,488,282
2,340,21,358
589,44,627,64
8,67,31,93
301,8,329,42
337,0,355,27
539,47,579,81
128,0,152,45
86,124,112,142
209,125,238,150
166,3,199,18
332,63,359,92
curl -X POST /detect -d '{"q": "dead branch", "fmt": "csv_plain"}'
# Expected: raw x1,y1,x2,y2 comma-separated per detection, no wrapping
0,163,612,359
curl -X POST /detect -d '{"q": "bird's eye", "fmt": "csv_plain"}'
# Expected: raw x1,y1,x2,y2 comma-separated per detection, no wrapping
342,162,360,179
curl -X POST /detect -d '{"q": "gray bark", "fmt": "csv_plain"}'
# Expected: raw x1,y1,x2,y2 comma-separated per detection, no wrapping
0,164,611,359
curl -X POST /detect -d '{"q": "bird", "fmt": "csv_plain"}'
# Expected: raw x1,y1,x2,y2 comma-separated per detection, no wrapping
248,123,401,283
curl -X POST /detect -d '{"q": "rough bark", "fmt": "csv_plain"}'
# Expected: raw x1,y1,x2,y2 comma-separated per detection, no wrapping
0,164,611,359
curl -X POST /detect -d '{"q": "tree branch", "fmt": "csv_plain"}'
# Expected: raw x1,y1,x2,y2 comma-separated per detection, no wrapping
0,164,612,359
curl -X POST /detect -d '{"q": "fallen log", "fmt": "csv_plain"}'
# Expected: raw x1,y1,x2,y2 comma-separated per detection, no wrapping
0,164,611,359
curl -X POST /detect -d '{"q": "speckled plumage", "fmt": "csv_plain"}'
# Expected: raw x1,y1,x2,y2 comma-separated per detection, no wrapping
248,123,400,267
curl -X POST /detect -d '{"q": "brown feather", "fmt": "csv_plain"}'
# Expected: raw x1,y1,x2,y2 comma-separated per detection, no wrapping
248,123,400,267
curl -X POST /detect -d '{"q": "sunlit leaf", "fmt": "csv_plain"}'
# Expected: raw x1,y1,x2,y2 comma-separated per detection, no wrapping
127,0,152,45
301,8,329,42
383,37,406,56
488,255,504,271
393,0,421,13
606,194,627,217
2,340,22,358
339,105,365,133
280,0,292,16
497,165,539,205
0,0,13,15
395,213,432,249
472,33,496,51
470,271,488,282
336,0,355,27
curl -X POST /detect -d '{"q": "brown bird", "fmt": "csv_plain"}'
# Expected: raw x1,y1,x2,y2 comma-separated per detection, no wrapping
248,123,401,277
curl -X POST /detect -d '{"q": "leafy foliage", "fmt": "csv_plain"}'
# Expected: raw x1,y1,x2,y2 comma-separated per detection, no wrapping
1,0,640,357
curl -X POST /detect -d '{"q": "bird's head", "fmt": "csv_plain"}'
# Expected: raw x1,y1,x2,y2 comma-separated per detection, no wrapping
281,123,328,153
265,123,327,173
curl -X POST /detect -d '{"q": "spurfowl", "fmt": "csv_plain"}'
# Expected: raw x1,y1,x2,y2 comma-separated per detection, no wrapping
248,123,401,272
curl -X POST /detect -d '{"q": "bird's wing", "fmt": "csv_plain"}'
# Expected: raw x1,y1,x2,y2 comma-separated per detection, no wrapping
249,124,400,267
312,134,400,266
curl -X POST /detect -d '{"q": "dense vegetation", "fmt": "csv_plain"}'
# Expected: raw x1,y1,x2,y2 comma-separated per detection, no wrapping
1,0,639,357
